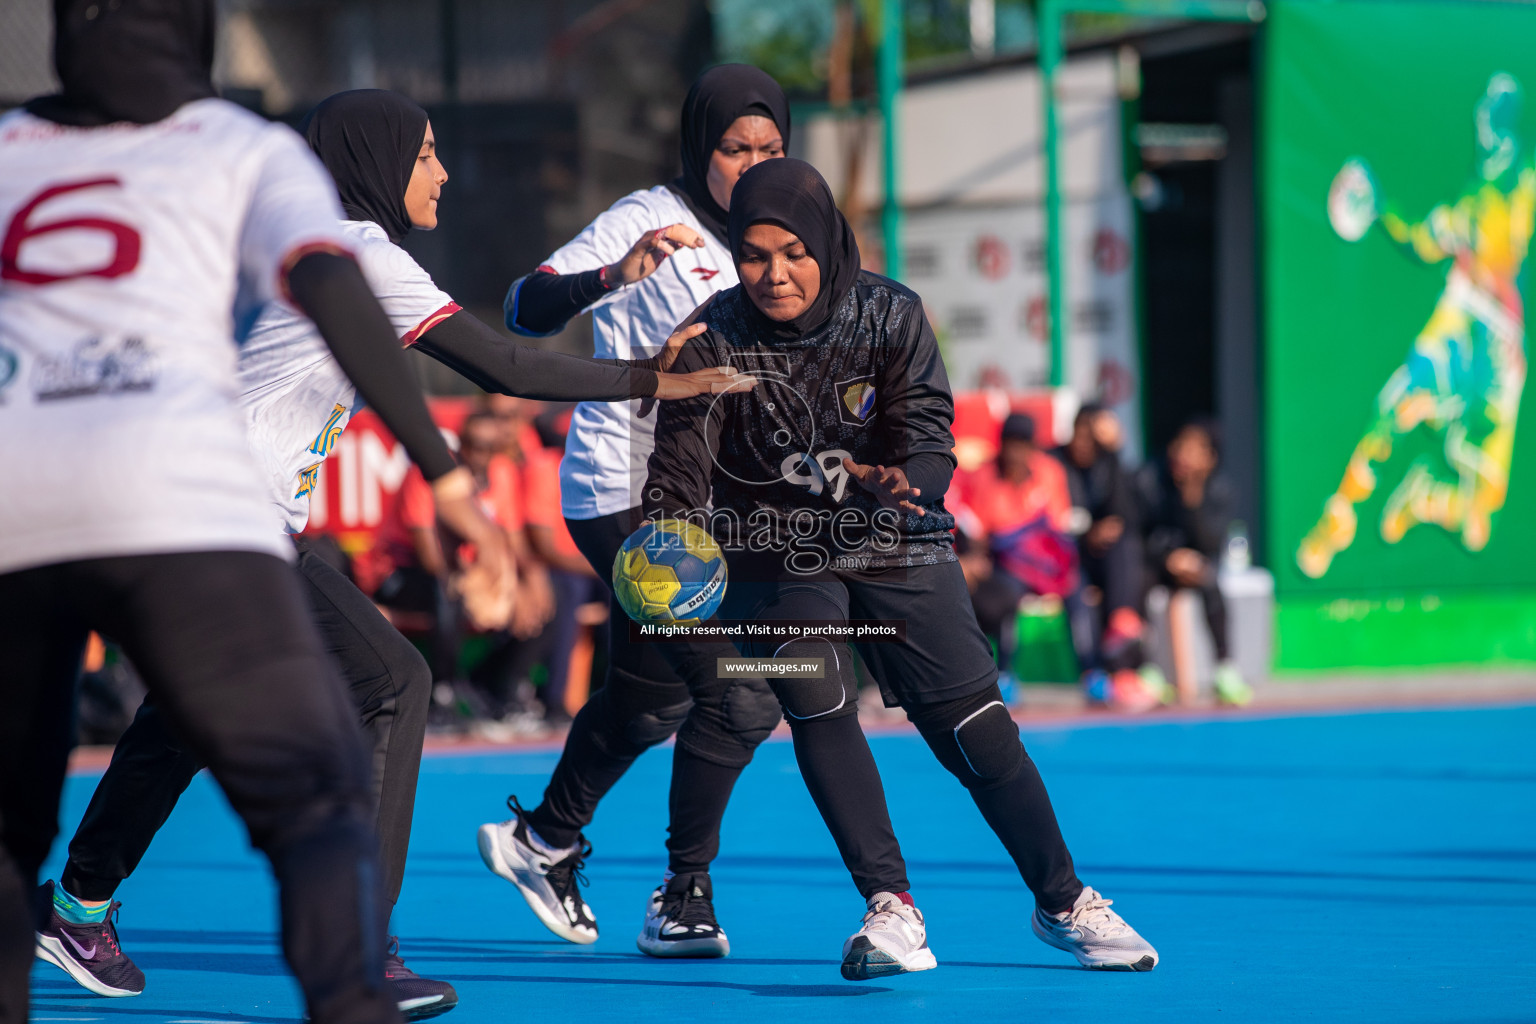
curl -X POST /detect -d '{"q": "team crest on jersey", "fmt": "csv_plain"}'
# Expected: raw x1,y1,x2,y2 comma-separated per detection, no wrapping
838,377,877,425
308,404,348,457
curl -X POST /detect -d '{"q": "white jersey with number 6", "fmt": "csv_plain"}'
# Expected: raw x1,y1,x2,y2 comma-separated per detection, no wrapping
0,98,349,575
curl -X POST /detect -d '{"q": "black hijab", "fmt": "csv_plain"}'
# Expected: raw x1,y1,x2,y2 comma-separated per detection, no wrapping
727,158,862,339
301,90,430,245
668,64,791,246
27,0,216,127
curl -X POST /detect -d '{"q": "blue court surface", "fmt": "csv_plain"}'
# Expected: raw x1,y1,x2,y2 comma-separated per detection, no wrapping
33,703,1536,1024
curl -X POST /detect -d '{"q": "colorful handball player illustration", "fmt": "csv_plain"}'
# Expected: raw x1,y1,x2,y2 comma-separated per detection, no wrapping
1299,73,1533,578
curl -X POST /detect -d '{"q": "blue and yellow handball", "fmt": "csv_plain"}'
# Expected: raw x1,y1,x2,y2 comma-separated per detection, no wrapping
612,519,728,624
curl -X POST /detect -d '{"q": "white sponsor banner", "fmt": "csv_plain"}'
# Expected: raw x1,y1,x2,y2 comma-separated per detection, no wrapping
902,196,1142,458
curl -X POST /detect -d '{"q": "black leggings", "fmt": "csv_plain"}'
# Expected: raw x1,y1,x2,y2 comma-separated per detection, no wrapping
0,552,397,1024
523,508,690,850
59,540,431,915
738,565,1084,911
523,509,779,878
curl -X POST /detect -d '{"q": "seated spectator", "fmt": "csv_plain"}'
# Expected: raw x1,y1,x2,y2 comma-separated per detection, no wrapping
376,412,550,699
470,394,594,730
1137,418,1253,706
1054,404,1167,706
954,413,1082,687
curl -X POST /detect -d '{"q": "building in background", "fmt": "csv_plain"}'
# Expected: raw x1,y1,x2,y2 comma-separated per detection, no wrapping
800,50,1144,458
6,0,1533,674
0,0,712,380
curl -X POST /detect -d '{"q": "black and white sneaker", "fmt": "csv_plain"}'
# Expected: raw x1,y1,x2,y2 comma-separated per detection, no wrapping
636,873,730,958
33,880,145,997
385,936,459,1020
477,795,598,944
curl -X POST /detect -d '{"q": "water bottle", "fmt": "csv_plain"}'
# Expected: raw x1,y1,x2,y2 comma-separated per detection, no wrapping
1224,520,1251,573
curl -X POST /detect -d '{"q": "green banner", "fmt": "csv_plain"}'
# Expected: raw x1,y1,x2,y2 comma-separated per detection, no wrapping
1263,0,1536,631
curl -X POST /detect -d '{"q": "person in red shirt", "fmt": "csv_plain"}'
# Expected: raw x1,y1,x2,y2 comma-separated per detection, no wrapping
957,413,1077,595
952,413,1089,689
476,394,594,728
377,412,550,688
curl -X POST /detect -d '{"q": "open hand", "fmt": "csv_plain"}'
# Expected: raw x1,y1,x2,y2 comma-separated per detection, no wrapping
641,320,758,399
1166,547,1208,587
842,458,926,516
431,467,515,616
607,224,706,287
654,367,757,400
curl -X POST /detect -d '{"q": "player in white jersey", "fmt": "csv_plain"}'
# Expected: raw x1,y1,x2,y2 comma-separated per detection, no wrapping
31,87,749,1017
0,4,513,1023
477,64,790,958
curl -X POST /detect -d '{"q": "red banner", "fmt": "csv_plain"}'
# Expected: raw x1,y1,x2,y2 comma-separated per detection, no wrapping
305,390,1067,554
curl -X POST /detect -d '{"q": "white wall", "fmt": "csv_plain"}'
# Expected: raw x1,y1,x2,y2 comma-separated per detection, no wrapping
802,53,1142,457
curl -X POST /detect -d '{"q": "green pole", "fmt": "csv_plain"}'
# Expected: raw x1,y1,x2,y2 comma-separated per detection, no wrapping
1040,0,1065,387
878,0,904,281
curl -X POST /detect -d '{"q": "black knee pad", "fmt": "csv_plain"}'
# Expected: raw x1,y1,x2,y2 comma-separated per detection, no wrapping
721,676,782,741
909,686,1024,790
773,639,858,722
626,698,692,747
583,676,690,758
672,654,781,769
953,699,1023,781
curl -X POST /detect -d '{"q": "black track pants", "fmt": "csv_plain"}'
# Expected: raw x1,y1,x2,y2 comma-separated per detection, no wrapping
905,685,1083,913
0,552,399,1024
59,540,431,913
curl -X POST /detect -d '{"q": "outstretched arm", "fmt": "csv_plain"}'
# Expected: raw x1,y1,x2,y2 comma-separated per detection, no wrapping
286,251,510,587
504,224,707,336
1376,201,1459,265
1331,157,1457,265
415,309,656,399
415,310,752,402
644,315,733,520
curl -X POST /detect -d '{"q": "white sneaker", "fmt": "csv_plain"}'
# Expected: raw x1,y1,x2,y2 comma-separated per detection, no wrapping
1031,886,1158,970
476,796,598,944
840,892,938,980
636,873,730,958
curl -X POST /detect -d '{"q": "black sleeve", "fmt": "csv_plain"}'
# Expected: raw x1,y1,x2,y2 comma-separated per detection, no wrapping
643,312,725,519
504,268,610,337
899,451,954,506
287,252,456,482
414,309,657,400
1106,458,1138,528
876,296,957,464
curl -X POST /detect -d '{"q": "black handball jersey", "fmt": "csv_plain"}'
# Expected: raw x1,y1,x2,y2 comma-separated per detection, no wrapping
646,271,958,569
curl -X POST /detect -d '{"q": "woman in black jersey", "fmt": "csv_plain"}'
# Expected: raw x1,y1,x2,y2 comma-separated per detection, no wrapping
478,66,788,960
646,159,1161,979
